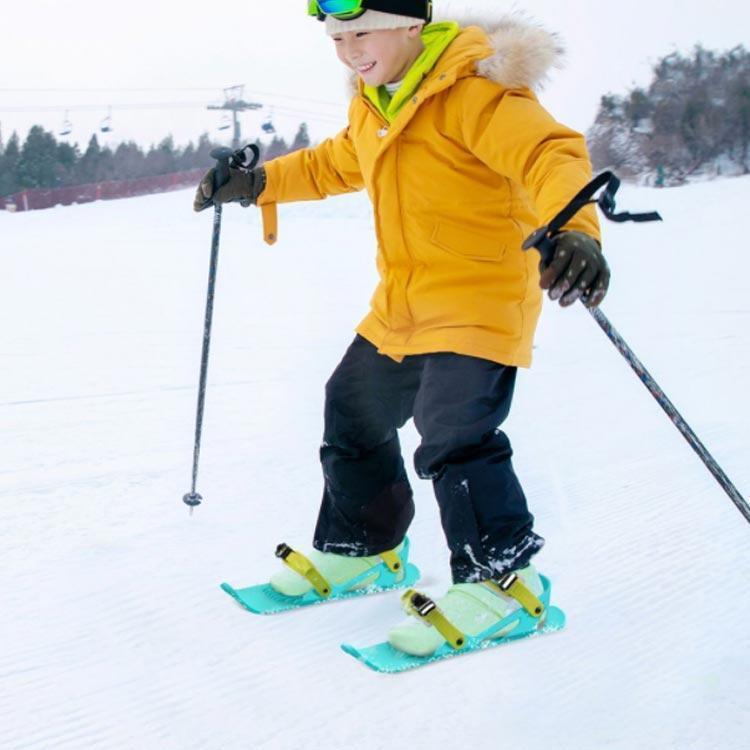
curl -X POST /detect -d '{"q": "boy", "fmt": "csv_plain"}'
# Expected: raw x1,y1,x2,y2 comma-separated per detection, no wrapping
194,0,609,657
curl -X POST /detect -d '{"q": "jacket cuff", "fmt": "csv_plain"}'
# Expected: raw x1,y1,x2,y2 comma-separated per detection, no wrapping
257,160,279,205
252,167,267,203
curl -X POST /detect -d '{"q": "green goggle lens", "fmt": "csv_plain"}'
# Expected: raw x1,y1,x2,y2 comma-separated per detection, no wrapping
307,1,431,23
307,0,366,20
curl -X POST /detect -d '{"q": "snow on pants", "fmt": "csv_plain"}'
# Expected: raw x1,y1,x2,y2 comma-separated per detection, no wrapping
313,335,544,583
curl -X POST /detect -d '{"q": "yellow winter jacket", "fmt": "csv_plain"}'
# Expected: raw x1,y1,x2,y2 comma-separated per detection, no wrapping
258,17,601,367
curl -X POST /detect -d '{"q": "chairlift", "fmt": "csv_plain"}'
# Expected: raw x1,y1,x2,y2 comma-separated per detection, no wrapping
262,118,276,135
59,110,73,137
262,108,276,135
100,106,113,133
218,113,232,131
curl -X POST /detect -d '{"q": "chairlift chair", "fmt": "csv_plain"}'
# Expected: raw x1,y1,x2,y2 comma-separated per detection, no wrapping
59,110,72,137
100,106,113,133
261,104,276,134
262,114,276,135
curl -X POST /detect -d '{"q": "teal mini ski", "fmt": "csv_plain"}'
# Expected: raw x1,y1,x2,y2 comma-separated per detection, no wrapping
221,538,420,615
341,576,565,673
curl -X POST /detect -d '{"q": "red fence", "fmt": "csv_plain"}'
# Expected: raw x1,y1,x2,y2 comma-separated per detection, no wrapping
0,169,205,212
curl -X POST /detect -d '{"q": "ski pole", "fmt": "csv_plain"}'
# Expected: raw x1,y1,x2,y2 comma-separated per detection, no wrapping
586,305,750,524
523,172,750,525
183,144,260,515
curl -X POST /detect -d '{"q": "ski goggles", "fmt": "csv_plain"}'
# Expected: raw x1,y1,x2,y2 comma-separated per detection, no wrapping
307,0,431,22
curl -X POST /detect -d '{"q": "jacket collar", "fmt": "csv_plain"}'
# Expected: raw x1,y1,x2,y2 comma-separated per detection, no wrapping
353,14,563,104
353,16,563,160
362,21,460,123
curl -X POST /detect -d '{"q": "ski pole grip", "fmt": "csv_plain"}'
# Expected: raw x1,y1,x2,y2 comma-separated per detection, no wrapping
522,225,556,266
210,146,234,201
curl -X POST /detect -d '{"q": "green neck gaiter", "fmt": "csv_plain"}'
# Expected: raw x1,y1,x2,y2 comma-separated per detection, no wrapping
363,21,460,123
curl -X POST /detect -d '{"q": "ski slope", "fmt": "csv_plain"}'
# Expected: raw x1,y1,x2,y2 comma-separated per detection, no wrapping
1,177,749,749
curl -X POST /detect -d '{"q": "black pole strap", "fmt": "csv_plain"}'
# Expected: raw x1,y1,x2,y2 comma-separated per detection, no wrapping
551,171,662,233
229,143,260,173
522,171,663,264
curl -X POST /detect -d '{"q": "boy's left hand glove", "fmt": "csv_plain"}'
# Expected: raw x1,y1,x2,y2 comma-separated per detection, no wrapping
192,166,266,212
539,231,610,308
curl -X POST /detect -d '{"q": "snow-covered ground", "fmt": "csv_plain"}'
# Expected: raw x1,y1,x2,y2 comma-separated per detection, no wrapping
2,177,749,749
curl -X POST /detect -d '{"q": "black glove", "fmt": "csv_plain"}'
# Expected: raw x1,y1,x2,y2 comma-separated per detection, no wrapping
538,231,610,308
193,166,266,212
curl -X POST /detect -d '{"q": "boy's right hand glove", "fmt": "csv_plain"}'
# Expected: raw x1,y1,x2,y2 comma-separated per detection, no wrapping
538,231,610,309
193,166,266,212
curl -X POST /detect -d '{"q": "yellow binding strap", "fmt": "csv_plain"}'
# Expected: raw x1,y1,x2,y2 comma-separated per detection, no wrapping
401,589,467,650
275,543,332,598
379,548,403,574
485,572,545,617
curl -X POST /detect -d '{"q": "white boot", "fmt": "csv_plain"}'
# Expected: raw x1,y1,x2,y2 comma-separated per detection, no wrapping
387,564,544,657
270,540,406,596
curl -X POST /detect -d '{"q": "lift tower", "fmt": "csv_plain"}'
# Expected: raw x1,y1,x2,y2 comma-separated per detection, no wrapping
207,85,262,149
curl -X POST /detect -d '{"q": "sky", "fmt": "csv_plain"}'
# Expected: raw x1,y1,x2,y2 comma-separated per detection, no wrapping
1,0,748,152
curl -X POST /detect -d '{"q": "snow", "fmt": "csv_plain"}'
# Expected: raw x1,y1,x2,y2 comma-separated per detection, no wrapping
2,177,749,749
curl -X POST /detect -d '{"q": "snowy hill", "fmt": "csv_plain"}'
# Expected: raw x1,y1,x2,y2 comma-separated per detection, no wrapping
1,178,749,749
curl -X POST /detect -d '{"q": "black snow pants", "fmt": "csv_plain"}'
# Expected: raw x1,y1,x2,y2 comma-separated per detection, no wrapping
313,335,544,583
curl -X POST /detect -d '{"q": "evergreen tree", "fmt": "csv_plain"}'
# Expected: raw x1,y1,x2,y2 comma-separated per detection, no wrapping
97,146,117,182
729,81,750,172
113,141,147,179
178,142,196,171
197,132,216,166
0,131,21,196
16,126,59,188
55,141,80,187
680,96,712,167
77,134,102,183
0,119,311,197
290,122,311,152
264,135,289,161
599,95,618,117
145,135,177,176
624,89,652,128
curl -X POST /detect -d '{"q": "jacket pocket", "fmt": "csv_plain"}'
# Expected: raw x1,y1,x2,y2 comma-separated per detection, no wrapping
431,220,507,262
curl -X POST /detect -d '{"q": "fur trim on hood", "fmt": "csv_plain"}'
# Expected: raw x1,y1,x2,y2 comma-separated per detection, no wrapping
344,12,564,95
465,13,564,90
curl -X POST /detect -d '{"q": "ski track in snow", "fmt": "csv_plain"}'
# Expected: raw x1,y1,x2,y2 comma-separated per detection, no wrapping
1,181,749,749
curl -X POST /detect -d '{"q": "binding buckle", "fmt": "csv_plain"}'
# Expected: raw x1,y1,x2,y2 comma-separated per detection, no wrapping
275,542,293,560
490,572,545,618
498,572,518,592
409,591,437,618
274,543,332,598
402,589,467,650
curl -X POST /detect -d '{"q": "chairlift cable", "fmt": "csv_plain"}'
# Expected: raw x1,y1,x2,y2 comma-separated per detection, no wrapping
0,86,344,109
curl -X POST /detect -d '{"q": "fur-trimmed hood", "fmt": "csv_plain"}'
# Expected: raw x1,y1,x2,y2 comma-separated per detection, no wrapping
346,13,564,96
465,13,564,90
